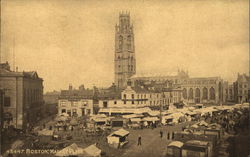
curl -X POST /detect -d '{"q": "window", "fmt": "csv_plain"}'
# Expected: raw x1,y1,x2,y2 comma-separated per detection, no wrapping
124,94,127,99
4,97,11,107
128,65,130,70
114,101,117,104
209,87,215,100
67,110,71,116
239,90,242,94
87,109,91,114
127,35,131,50
132,94,134,99
188,88,193,99
103,101,108,108
202,88,208,99
132,101,134,104
72,109,77,116
124,101,126,104
119,36,123,49
144,94,146,98
81,101,87,107
183,88,187,99
61,109,66,113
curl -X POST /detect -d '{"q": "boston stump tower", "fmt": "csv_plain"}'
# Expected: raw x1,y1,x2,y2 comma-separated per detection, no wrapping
114,12,136,89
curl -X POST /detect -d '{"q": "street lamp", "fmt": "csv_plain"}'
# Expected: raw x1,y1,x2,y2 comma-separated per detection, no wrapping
160,92,165,125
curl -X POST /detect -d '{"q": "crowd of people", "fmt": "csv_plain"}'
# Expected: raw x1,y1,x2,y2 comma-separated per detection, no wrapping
202,107,249,134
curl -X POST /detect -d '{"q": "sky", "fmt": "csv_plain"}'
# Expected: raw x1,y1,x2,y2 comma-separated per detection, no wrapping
1,0,249,92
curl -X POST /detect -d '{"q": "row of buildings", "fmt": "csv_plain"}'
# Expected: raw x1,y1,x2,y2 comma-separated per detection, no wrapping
56,72,249,118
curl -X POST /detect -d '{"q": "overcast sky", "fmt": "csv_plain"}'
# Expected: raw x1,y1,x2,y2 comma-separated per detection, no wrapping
1,0,249,92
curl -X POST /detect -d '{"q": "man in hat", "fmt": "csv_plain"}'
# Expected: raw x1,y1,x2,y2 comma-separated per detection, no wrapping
138,135,142,146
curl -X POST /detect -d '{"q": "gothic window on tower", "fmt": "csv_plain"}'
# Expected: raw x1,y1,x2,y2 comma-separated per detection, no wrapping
119,36,123,50
127,35,131,50
118,56,120,60
128,65,130,71
131,65,133,71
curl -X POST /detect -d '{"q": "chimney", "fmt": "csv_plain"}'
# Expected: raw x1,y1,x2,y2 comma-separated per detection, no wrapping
69,84,73,90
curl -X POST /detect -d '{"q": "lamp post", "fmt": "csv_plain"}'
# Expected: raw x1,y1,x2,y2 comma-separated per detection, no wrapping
160,92,165,125
0,89,4,132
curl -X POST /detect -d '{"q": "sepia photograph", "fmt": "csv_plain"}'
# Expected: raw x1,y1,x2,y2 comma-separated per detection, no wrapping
0,0,249,157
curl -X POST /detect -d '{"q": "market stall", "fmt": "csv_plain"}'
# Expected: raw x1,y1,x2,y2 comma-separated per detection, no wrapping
166,141,184,157
83,144,102,157
128,118,142,129
107,128,129,148
111,118,125,127
182,140,209,157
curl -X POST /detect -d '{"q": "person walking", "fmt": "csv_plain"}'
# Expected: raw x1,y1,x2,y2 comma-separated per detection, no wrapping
160,130,163,138
172,132,175,139
138,135,142,146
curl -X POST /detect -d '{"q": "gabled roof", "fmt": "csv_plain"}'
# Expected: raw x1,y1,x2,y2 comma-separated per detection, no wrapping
23,71,40,79
0,68,42,80
132,86,150,93
237,73,250,82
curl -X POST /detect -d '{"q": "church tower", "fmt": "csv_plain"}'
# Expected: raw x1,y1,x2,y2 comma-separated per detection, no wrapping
114,12,136,89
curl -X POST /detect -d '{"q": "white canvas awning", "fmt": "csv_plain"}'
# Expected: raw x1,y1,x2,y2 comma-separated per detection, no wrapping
122,114,144,119
83,144,101,157
110,128,129,137
168,141,184,148
147,111,160,116
130,118,142,122
38,129,54,136
143,117,159,121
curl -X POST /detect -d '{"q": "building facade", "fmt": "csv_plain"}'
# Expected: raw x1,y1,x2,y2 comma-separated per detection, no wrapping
57,85,94,117
234,73,250,103
0,62,44,130
181,77,224,104
58,98,93,117
114,12,136,89
98,81,183,109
